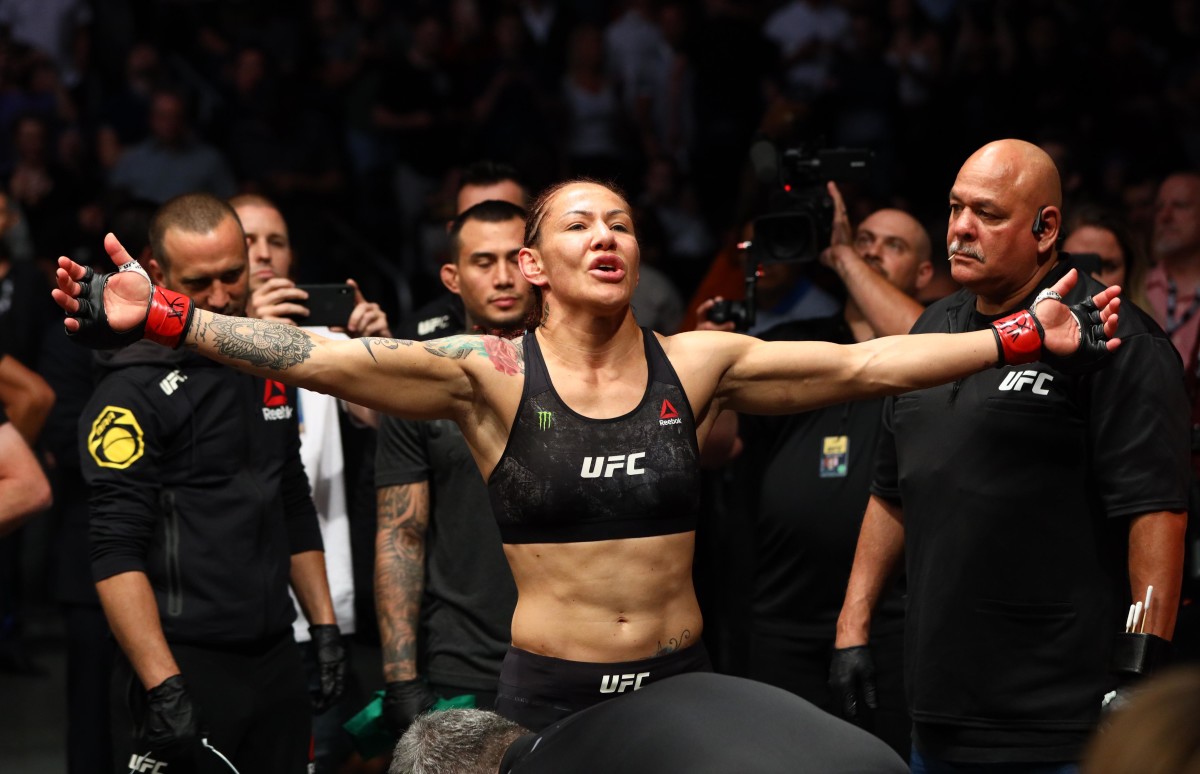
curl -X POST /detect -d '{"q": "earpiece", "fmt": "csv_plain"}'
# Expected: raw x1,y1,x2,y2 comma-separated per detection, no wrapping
1032,207,1048,237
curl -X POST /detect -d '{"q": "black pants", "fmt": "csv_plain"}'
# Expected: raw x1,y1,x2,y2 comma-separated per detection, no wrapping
747,627,909,762
65,604,115,774
495,643,713,731
111,632,311,773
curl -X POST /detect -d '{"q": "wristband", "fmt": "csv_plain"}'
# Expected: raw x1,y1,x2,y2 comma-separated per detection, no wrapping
1110,632,1171,678
144,286,195,348
991,308,1044,366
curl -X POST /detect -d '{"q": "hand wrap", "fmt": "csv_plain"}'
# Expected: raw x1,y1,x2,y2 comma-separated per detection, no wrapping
139,674,203,765
991,308,1045,366
66,263,195,349
991,289,1113,370
828,645,877,721
382,678,438,737
309,624,347,713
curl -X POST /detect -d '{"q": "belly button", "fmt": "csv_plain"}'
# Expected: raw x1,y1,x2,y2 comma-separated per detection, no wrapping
616,616,629,624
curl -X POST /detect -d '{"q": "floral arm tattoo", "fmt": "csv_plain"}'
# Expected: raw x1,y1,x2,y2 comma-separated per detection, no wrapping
191,314,315,370
423,335,525,376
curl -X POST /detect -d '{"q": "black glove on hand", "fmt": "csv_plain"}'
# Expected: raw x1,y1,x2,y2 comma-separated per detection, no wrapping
68,267,146,349
1043,294,1113,373
309,624,346,713
140,675,202,765
382,679,438,737
829,646,878,721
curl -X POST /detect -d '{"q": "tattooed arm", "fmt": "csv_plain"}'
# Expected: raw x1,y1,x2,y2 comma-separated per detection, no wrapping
52,236,526,420
375,481,430,682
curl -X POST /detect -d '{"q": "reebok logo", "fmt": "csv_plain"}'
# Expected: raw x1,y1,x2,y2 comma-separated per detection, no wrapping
262,405,295,421
581,452,646,478
263,380,288,407
998,369,1054,395
262,380,293,420
659,399,681,426
159,369,187,395
127,753,169,773
600,671,650,694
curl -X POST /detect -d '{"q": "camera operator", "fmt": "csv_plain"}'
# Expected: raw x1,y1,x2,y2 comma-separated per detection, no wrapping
698,182,931,759
698,220,839,337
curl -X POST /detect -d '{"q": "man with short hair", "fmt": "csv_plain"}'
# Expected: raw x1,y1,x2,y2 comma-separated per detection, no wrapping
233,193,387,773
834,140,1190,771
108,90,237,205
401,161,529,341
1145,172,1200,368
375,200,531,739
81,192,343,772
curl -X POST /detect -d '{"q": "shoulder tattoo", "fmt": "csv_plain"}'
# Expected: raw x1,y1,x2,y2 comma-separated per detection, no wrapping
423,335,525,376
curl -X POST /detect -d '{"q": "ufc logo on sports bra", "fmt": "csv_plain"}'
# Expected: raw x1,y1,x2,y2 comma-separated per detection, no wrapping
580,452,646,478
998,369,1054,395
599,671,650,694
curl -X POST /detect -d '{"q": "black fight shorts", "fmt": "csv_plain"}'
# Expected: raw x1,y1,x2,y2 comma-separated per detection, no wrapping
494,643,712,731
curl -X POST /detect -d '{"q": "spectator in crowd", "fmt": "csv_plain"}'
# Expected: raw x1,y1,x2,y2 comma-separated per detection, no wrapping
0,0,92,87
108,88,237,204
1063,206,1150,311
79,193,343,772
561,25,631,183
4,113,87,258
1146,172,1200,364
372,12,459,275
375,200,530,741
762,0,850,101
235,193,387,773
834,140,1189,771
97,42,162,168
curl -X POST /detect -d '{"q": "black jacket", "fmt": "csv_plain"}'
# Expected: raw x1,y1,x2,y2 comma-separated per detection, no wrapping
80,341,322,646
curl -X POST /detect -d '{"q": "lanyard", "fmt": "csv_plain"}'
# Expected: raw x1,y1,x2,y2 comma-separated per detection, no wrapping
1166,278,1200,336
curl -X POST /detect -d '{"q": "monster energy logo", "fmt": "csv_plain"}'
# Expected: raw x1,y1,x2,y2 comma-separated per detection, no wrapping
538,411,553,430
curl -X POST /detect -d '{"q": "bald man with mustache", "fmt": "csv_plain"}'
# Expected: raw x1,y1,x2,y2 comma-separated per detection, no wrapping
832,140,1190,773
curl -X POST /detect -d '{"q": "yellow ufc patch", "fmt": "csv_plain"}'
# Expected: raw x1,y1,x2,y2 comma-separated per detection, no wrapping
87,405,145,469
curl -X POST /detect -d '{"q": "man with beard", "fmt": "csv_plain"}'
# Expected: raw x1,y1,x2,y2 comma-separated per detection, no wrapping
81,193,342,772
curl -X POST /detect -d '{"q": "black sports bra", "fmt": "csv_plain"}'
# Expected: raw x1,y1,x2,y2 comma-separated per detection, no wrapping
487,328,701,544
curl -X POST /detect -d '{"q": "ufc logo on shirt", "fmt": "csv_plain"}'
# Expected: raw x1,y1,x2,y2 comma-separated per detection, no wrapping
599,671,650,694
128,754,169,773
580,453,646,478
998,369,1054,395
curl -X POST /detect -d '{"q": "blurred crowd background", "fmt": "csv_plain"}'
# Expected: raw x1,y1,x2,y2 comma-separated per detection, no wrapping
0,0,1197,312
